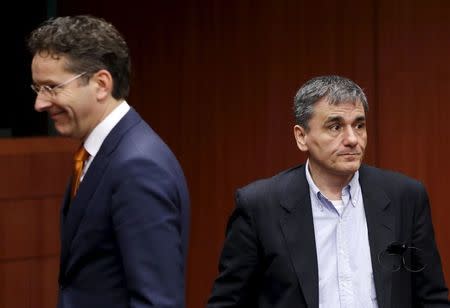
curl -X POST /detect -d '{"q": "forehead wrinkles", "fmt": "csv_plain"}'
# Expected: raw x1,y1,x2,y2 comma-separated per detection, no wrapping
314,101,365,123
319,98,364,110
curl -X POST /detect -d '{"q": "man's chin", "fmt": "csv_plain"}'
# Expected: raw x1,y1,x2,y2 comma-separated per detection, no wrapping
331,159,362,174
338,162,362,174
53,124,74,138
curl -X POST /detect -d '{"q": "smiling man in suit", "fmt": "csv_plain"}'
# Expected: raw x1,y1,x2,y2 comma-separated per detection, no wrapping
28,15,189,308
208,75,449,307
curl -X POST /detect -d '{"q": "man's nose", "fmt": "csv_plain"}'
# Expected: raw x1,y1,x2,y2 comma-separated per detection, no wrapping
34,95,52,112
343,126,358,146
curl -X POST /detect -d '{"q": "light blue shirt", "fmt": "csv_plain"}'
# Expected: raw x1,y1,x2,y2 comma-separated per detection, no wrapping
305,160,378,308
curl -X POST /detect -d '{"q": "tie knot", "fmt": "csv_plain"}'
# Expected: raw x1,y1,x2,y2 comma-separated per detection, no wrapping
74,145,89,162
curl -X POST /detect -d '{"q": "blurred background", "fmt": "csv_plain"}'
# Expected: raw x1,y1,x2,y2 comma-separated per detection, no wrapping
1,0,450,307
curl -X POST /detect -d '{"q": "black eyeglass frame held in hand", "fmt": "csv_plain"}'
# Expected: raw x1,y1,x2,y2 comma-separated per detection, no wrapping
377,242,427,273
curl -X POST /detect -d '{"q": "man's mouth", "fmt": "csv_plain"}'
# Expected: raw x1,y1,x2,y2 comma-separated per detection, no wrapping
49,111,65,120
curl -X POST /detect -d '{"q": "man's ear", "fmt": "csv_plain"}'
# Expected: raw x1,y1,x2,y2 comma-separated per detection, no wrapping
294,125,308,152
92,69,113,101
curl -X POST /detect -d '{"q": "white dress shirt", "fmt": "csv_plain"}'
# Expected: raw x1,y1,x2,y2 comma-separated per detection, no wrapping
80,101,130,181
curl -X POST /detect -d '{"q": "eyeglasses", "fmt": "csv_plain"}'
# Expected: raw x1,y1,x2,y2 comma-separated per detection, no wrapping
31,72,87,96
378,242,427,273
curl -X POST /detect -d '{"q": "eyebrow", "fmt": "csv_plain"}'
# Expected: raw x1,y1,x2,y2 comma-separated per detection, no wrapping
324,116,343,124
324,115,366,124
354,115,366,122
32,78,58,85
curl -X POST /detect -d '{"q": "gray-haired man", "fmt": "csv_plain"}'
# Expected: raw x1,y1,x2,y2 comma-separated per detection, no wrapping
208,75,449,308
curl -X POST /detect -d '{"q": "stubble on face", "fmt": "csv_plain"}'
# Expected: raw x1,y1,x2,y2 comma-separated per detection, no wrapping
300,98,367,182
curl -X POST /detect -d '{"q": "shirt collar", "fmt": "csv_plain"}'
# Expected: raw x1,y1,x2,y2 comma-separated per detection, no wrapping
305,159,360,208
305,159,321,200
347,168,360,206
83,100,130,158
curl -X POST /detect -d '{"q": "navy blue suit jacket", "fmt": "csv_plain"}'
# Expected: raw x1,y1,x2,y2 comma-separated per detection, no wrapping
208,164,449,308
57,108,189,308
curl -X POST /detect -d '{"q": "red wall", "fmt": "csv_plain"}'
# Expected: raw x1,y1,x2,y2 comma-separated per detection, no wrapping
0,138,77,307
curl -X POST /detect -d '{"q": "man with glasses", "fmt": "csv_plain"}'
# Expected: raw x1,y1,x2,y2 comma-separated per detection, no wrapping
31,72,87,97
28,15,190,308
208,75,449,307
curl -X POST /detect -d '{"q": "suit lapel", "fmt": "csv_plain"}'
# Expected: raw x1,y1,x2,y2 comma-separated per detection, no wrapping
59,181,72,284
359,165,394,308
60,154,111,274
59,108,142,276
279,166,319,308
278,165,395,308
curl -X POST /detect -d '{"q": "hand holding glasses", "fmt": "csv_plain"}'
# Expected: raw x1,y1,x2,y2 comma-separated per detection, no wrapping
378,242,427,273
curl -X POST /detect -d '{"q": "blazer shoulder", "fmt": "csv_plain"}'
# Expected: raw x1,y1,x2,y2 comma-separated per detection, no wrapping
360,164,426,193
236,164,306,207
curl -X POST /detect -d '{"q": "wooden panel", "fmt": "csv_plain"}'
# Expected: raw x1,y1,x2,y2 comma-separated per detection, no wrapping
0,137,77,155
30,257,59,308
377,0,450,285
0,260,30,308
0,137,76,199
0,137,74,307
0,198,60,260
0,257,58,308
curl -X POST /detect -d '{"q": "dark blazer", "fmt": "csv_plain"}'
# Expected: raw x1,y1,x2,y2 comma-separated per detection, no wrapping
57,108,189,308
208,164,449,308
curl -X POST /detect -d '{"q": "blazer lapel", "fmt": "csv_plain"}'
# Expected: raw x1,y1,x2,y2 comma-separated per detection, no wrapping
279,166,319,308
60,154,111,274
359,165,394,308
59,108,142,276
59,181,72,284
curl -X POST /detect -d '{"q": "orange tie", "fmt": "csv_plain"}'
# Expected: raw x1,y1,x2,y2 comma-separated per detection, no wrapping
71,145,89,198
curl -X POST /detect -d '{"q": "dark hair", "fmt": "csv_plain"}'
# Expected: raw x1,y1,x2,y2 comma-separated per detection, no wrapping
28,15,130,99
293,75,368,129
